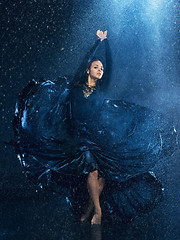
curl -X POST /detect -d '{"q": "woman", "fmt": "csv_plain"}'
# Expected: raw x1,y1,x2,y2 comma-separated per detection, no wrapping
68,31,107,225
71,59,105,225
13,30,178,225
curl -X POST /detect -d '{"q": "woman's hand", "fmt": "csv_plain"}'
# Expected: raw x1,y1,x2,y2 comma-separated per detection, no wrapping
96,30,107,41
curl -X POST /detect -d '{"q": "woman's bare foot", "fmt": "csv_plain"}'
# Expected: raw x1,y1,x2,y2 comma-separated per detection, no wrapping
91,209,102,225
80,201,94,222
80,209,93,222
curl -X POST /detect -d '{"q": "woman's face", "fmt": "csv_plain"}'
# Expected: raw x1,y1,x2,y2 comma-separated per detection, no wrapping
87,61,104,80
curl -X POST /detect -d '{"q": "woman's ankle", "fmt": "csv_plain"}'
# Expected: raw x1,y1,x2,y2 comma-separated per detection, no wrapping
94,207,102,216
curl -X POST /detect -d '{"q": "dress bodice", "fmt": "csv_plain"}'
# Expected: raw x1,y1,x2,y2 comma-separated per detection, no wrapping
70,84,105,138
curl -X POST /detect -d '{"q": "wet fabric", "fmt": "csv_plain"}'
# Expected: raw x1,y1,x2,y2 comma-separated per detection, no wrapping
13,39,178,222
67,171,163,224
70,84,178,182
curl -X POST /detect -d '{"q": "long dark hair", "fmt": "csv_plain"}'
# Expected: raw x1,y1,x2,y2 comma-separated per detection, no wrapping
79,58,104,86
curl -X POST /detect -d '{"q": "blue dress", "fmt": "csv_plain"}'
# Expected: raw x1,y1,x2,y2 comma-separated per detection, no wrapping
13,39,178,223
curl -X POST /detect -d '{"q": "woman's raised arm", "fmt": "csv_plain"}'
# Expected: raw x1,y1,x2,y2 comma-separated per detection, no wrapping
71,30,107,87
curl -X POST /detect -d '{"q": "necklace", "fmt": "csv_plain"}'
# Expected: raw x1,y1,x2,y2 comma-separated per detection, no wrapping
83,84,96,99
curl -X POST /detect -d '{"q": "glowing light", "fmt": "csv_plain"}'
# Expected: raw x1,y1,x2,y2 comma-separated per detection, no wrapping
21,109,28,129
150,0,162,9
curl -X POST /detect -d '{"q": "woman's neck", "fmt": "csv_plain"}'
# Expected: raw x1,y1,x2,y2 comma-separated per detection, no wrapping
86,77,97,87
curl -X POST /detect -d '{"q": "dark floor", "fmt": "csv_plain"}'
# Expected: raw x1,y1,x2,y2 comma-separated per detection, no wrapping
0,149,179,240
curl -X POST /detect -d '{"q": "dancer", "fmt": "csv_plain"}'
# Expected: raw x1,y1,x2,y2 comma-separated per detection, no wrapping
69,31,107,224
13,30,178,225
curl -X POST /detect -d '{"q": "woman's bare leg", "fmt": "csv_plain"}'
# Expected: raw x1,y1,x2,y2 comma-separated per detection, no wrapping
80,199,94,222
98,177,105,194
80,170,105,224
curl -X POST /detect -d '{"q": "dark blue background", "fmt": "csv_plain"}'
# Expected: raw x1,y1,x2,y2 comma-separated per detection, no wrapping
0,0,179,239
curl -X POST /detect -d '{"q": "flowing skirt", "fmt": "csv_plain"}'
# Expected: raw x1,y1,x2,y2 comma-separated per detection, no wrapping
13,79,178,222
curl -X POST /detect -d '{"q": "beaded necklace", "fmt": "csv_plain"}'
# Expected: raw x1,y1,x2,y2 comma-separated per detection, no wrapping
83,84,96,99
